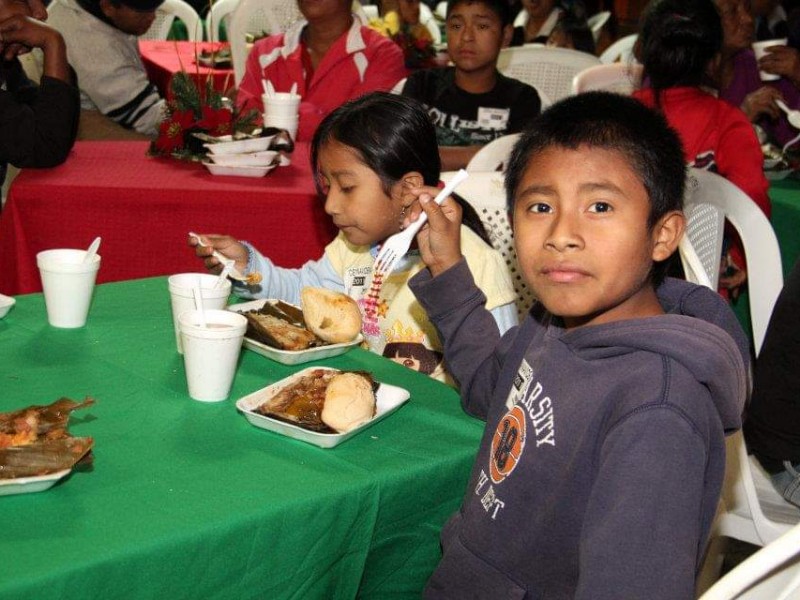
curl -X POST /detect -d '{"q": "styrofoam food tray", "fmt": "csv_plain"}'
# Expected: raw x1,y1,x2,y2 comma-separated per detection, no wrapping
236,367,410,448
0,469,71,496
203,162,277,178
228,300,362,365
208,151,278,167
203,135,275,155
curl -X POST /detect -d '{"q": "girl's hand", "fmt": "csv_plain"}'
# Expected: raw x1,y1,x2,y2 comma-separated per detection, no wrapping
405,186,463,277
741,86,783,121
188,233,249,275
759,45,800,86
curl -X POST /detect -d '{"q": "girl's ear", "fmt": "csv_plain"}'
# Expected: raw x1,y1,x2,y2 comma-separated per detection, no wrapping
651,210,686,262
401,172,424,190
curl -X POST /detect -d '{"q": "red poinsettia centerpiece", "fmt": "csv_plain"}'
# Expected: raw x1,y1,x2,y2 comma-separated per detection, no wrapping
149,72,259,160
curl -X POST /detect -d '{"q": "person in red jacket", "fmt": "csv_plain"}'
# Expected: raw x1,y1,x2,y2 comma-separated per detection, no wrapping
633,0,770,298
236,0,408,142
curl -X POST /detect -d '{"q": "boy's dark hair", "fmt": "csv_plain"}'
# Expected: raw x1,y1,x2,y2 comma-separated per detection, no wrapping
446,0,512,27
551,14,596,54
311,92,492,246
639,0,722,102
505,91,686,284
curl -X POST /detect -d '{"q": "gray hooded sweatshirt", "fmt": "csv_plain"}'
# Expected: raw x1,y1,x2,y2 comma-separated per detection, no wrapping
410,261,749,600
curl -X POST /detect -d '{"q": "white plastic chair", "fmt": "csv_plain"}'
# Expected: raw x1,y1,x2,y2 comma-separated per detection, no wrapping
497,46,601,103
441,171,535,318
681,168,783,354
466,133,520,172
586,10,610,43
699,521,800,600
435,0,447,20
206,0,240,43
228,0,302,84
362,3,379,21
598,33,638,64
141,0,203,42
419,3,442,45
571,62,643,95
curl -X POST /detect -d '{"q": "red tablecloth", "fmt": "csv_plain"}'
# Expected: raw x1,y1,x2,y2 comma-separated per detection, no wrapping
139,40,235,98
0,141,337,295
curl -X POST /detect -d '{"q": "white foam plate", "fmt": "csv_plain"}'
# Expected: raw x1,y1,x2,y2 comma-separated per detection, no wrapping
203,135,275,155
209,151,278,167
0,294,15,319
236,367,410,448
203,162,277,178
765,169,793,180
229,300,362,365
0,469,71,496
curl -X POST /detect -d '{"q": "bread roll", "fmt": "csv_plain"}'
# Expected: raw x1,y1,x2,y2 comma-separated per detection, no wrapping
301,287,361,344
321,373,376,433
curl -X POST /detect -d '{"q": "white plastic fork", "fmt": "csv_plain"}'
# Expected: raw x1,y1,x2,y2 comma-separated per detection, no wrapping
373,169,469,277
188,232,248,283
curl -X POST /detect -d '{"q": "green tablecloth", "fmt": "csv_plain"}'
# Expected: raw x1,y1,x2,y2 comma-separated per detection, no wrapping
0,278,483,599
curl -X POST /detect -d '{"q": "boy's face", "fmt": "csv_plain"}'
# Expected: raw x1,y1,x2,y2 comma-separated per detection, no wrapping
100,0,157,36
512,145,683,329
521,0,556,21
446,1,512,74
0,0,32,23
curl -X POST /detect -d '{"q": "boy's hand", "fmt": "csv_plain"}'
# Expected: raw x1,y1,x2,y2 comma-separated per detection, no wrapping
406,186,463,277
188,233,249,275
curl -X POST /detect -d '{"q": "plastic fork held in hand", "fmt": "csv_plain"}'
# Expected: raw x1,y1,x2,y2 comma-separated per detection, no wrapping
188,232,248,282
373,169,469,277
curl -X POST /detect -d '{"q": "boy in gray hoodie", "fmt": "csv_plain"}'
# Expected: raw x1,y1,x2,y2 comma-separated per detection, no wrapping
407,92,750,599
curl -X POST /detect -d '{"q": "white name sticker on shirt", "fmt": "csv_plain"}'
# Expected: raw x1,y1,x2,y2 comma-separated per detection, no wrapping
478,107,511,131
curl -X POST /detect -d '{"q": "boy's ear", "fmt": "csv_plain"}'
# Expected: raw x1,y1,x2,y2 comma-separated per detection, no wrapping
651,211,686,262
502,24,513,48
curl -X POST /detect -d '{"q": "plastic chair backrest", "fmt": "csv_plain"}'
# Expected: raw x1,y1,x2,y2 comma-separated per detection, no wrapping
441,171,535,318
466,133,520,172
599,33,637,64
206,0,240,43
391,77,407,94
571,62,643,95
362,4,379,21
142,0,202,42
497,46,601,103
229,0,302,85
435,0,447,20
587,10,610,42
418,3,441,45
699,521,800,599
679,171,725,291
513,8,527,27
686,168,783,354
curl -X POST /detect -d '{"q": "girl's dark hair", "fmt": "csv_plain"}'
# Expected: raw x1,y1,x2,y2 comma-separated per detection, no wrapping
311,92,492,246
505,92,686,285
551,14,596,54
639,0,722,103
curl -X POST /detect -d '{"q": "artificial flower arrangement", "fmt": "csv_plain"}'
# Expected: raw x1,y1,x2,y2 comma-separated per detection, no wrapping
148,69,260,161
369,11,437,69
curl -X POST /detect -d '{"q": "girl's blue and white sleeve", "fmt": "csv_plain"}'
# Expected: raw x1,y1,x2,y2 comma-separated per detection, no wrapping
231,242,345,305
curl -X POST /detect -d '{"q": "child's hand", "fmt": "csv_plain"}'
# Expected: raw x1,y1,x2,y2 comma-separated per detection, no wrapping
188,233,249,275
406,186,463,277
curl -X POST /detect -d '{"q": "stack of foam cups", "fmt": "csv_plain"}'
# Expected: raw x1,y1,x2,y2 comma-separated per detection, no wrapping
262,92,300,140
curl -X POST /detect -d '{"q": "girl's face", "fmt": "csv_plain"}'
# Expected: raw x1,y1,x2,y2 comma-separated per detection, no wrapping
318,140,410,247
398,0,421,25
521,0,556,22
